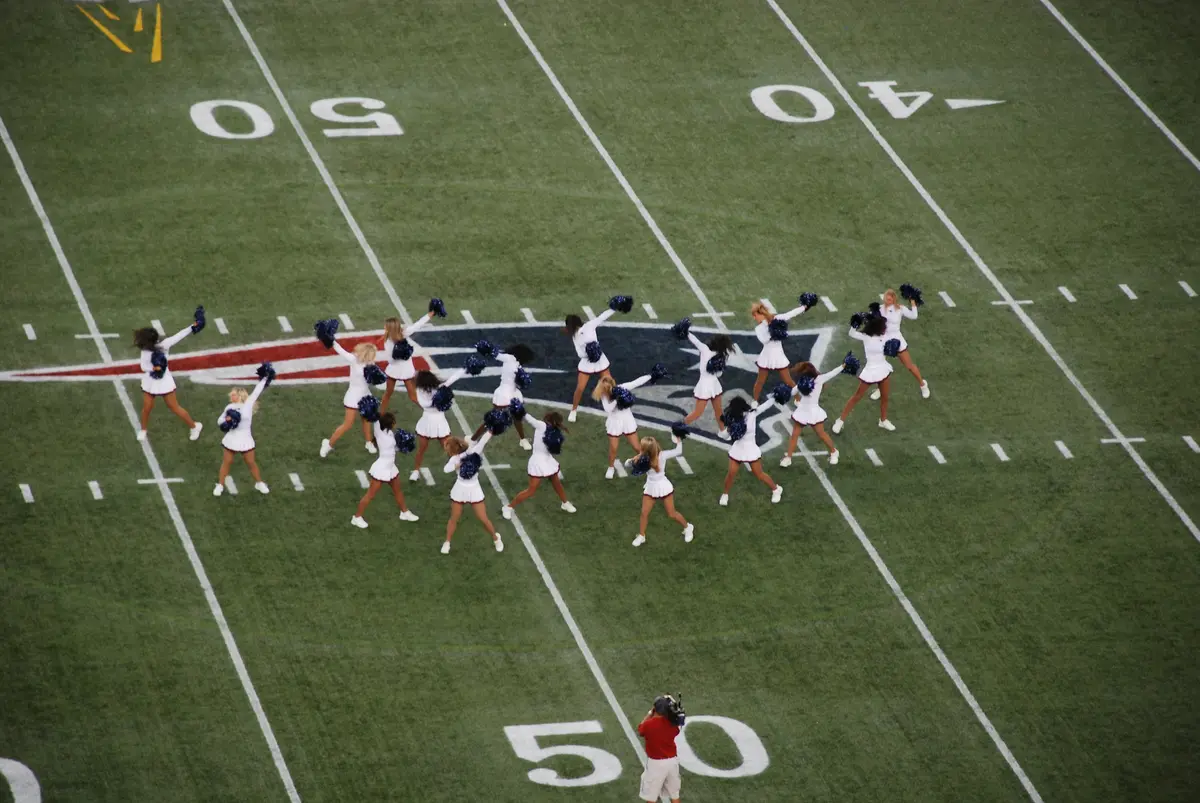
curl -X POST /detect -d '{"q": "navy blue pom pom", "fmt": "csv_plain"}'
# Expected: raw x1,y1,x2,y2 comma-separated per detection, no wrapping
357,395,380,422
432,386,454,411
630,454,652,476
429,297,447,318
149,350,168,379
543,427,565,455
849,312,866,330
671,420,690,440
256,361,277,386
515,367,533,390
883,338,901,358
771,382,793,405
394,428,416,454
191,306,206,334
509,398,527,420
392,339,414,361
706,354,726,374
584,341,603,363
799,292,819,309
796,375,816,396
842,352,861,376
364,364,387,386
900,283,924,307
219,408,241,433
671,317,692,339
458,453,482,480
464,355,487,376
768,318,788,341
475,340,499,359
314,318,339,348
612,386,636,410
608,295,634,314
484,408,511,436
649,363,668,384
868,301,881,317
726,418,748,442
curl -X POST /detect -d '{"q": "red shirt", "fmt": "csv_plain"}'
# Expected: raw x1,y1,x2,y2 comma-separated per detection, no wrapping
638,714,680,760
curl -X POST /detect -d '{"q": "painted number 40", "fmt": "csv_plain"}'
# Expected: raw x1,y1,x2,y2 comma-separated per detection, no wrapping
189,97,403,140
503,716,769,788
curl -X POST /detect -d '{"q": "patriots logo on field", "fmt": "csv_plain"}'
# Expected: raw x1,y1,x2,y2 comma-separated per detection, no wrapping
1,320,833,450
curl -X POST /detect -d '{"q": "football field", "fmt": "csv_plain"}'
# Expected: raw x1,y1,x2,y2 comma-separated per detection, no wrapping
2,1,1199,801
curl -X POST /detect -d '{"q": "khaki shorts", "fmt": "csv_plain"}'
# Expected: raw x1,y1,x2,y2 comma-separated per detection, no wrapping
640,757,681,801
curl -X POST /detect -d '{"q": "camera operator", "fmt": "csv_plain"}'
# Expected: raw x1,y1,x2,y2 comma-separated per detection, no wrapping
637,694,685,802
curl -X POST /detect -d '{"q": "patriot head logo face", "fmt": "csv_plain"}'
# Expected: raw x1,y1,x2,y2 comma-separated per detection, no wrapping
2,319,834,449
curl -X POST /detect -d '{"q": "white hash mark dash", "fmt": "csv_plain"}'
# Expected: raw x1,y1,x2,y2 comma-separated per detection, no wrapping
215,316,229,335
224,476,239,495
928,445,947,464
420,467,435,486
612,459,628,478
938,291,955,308
289,473,304,491
277,315,293,333
1055,440,1074,459
339,312,356,330
821,295,837,312
151,319,165,336
521,307,537,323
1180,281,1197,298
642,303,657,319
355,470,369,489
759,297,776,314
460,310,476,325
89,480,103,500
22,323,36,340
676,456,693,475
865,448,883,467
582,305,596,321
1058,286,1076,303
1182,436,1198,454
991,443,1010,462
19,483,33,503
1119,284,1137,300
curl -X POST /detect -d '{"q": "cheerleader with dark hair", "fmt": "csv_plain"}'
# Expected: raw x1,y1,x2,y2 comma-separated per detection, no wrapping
629,434,694,547
133,306,206,442
441,431,502,554
869,287,929,401
779,355,857,468
833,315,897,433
409,368,467,480
470,343,536,450
719,389,788,506
502,408,576,519
213,362,274,496
592,364,666,479
350,403,420,529
748,294,816,401
563,295,633,422
673,318,735,438
379,301,443,410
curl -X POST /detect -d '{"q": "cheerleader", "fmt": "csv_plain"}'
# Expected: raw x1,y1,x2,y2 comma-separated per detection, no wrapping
629,434,694,547
470,343,536,450
832,315,897,433
502,406,576,519
213,362,274,496
134,306,206,442
870,287,929,401
779,355,857,468
379,299,446,411
409,368,467,480
442,431,502,554
563,295,634,422
317,320,385,457
719,389,789,506
593,365,665,479
350,402,420,529
673,318,734,439
749,294,817,401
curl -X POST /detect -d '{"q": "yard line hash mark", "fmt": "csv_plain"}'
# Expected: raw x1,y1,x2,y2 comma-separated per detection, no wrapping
612,459,628,478
1184,436,1199,454
520,307,537,323
354,470,369,489
1055,440,1074,459
1181,281,1197,298
277,316,292,333
19,484,33,503
759,297,777,314
88,480,103,500
339,312,356,330
0,109,302,803
642,303,658,319
1119,283,1137,300
460,309,476,325
676,456,693,475
151,319,165,335
224,476,239,495
820,296,837,312
938,291,955,308
581,305,597,321
419,467,435,486
215,316,229,335
927,445,947,464
22,324,36,340
991,443,1010,462
289,473,304,491
865,448,883,466
1058,286,1076,303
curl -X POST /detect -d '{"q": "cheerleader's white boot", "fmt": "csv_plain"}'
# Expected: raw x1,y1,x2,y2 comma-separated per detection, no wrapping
718,494,729,507
771,485,784,504
561,502,577,513
212,483,224,497
494,536,504,553
831,418,845,434
519,439,532,451
870,388,881,401
365,441,377,455
501,505,514,520
409,469,420,481
567,409,578,423
440,540,451,554
779,455,792,467
605,466,615,480
829,449,840,465
189,422,203,441
399,510,419,522
682,523,695,543
632,534,646,547
137,429,148,442
878,419,896,431
254,482,269,494
350,516,368,529
320,439,333,457
920,381,930,399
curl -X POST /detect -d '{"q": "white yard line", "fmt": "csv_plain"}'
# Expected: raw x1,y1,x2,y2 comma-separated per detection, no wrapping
1034,0,1200,174
765,0,1198,548
1055,440,1074,459
1057,286,1076,303
19,483,34,503
938,291,955,308
0,110,303,803
88,480,104,500
928,445,948,465
22,323,36,340
224,0,648,765
1118,283,1137,300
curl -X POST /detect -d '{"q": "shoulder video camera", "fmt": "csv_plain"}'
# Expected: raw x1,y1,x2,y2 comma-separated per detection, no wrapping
653,693,686,728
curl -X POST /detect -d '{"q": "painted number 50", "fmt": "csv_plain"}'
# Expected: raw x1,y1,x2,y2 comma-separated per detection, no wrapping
189,97,403,140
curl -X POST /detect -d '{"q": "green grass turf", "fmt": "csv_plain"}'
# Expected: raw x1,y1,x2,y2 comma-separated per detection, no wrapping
2,0,1198,801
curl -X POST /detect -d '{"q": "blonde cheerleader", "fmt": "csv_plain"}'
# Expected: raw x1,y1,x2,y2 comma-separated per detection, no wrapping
719,386,792,506
409,368,467,480
563,294,634,422
502,405,576,519
628,430,694,547
870,286,929,401
349,398,420,529
780,355,858,468
671,318,734,438
470,342,536,450
748,293,818,401
134,306,206,441
213,362,274,496
442,429,502,554
833,314,899,433
315,319,386,457
593,364,667,479
379,298,446,411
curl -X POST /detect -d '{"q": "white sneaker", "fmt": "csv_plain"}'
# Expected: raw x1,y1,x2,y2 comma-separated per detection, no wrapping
632,534,646,547
501,505,514,520
567,409,578,423
409,469,420,481
718,494,729,507
137,429,148,442
189,422,203,441
519,438,532,451
771,485,784,504
561,501,577,513
921,381,930,399
832,418,844,434
365,441,377,454
440,540,451,554
717,429,731,441
829,450,840,465
255,482,269,494
320,439,333,457
399,510,419,522
870,388,881,401
878,419,896,431
779,456,792,468
212,483,224,497
494,536,504,553
683,523,694,543
605,466,615,480
350,516,368,529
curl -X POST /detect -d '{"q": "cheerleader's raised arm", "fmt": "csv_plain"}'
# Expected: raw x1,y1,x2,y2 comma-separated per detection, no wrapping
135,307,205,442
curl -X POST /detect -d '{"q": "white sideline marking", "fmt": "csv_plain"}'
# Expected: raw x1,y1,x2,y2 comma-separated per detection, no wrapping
642,302,657,319
938,291,955,308
1055,440,1074,459
1184,436,1199,454
991,299,1033,306
1102,437,1145,445
520,307,537,323
75,332,118,339
1,109,302,803
820,295,837,312
151,319,165,336
339,312,356,329
927,445,947,464
289,472,304,491
137,477,185,485
420,467,435,486
276,315,293,333
1119,284,1137,300
354,469,369,489
581,305,597,321
991,443,1010,462
612,459,628,478
224,476,239,495
1035,0,1200,174
1058,286,1076,303
88,480,103,500
676,456,693,475
759,297,776,314
19,483,33,503
765,0,1197,550
215,316,229,335
865,448,883,466
1180,281,1197,298
22,323,36,340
